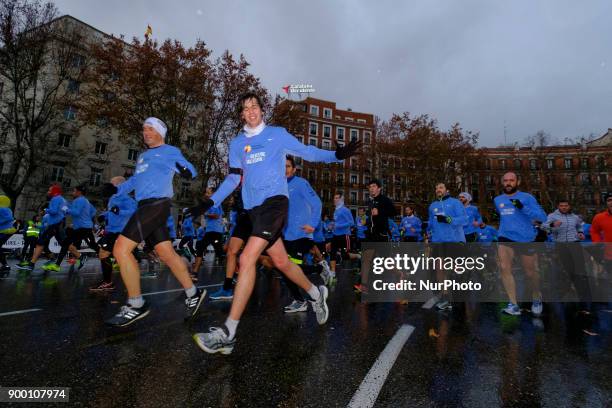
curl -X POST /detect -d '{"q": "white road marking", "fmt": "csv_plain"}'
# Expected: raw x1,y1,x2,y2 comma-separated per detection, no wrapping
0,308,42,317
348,324,415,408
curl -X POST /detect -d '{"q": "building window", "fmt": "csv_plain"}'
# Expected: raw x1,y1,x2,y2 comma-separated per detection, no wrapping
337,173,344,185
350,191,357,203
57,133,71,148
564,158,572,169
128,149,138,161
64,106,77,121
95,141,107,155
599,174,608,186
499,159,506,170
337,127,345,140
357,119,366,124
350,129,358,141
323,125,331,138
323,108,332,119
308,169,315,180
546,158,554,169
71,54,85,68
323,140,331,150
309,122,318,136
297,136,303,143
364,176,370,185
581,158,589,169
485,175,494,186
323,172,330,182
530,159,537,170
581,174,591,185
309,105,319,116
350,174,358,184
67,79,80,94
345,117,354,121
51,166,64,182
514,159,521,169
296,169,302,177
309,137,317,146
364,131,371,144
89,167,102,187
295,157,302,165
484,159,491,170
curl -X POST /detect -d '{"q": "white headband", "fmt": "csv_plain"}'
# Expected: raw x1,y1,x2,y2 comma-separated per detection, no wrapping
144,117,167,138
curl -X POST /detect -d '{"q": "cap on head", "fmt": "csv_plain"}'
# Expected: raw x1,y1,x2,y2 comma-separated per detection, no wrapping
144,117,167,139
0,195,10,208
459,192,472,202
49,184,63,197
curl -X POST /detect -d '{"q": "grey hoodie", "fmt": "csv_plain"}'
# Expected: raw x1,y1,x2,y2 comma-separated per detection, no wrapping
543,210,584,242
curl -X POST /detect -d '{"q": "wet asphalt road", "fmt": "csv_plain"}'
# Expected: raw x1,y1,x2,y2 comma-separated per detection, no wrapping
0,257,610,407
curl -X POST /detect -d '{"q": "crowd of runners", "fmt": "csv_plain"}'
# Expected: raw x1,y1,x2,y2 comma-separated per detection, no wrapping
0,93,610,355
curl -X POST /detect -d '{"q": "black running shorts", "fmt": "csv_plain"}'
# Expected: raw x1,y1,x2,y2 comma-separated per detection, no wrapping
121,198,171,248
248,195,288,245
283,238,315,264
98,232,119,252
231,211,252,242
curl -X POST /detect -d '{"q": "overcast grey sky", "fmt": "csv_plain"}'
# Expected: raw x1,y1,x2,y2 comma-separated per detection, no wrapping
54,0,612,147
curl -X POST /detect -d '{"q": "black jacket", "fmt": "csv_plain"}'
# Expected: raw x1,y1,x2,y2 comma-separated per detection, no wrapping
367,193,396,239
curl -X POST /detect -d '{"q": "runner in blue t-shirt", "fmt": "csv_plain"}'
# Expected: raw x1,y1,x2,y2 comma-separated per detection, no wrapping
191,93,362,354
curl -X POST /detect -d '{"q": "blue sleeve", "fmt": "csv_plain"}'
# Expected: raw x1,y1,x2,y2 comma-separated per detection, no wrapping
451,201,468,227
474,207,482,224
522,195,546,223
428,207,435,229
171,147,197,179
89,203,97,219
335,208,354,229
117,177,136,196
283,129,341,163
210,142,242,206
303,181,322,227
47,197,64,216
67,199,82,216
415,217,422,233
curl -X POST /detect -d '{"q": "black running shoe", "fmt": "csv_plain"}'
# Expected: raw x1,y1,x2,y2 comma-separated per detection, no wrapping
105,301,150,327
185,288,206,321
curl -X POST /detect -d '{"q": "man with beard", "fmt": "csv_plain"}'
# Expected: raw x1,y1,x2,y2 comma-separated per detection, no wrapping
495,172,547,316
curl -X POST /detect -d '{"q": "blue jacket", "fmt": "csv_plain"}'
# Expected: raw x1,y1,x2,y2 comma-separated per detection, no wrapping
45,196,68,225
105,193,137,233
211,126,340,210
389,219,400,242
0,208,14,231
313,221,325,243
400,215,422,238
494,191,546,242
118,144,197,202
477,226,498,243
196,226,205,241
182,216,195,238
284,176,322,241
463,205,483,235
355,214,369,239
323,219,334,240
333,205,354,236
205,206,224,233
68,196,97,229
167,215,177,239
428,195,468,243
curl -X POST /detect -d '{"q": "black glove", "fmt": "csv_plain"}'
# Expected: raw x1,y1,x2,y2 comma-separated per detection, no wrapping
97,215,106,223
185,198,214,219
436,214,451,224
510,199,523,209
101,183,117,197
176,162,193,179
110,206,120,214
335,139,363,160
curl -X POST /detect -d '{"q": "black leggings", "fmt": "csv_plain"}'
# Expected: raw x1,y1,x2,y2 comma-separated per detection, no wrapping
21,236,37,261
178,236,195,254
0,234,10,265
57,228,99,265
